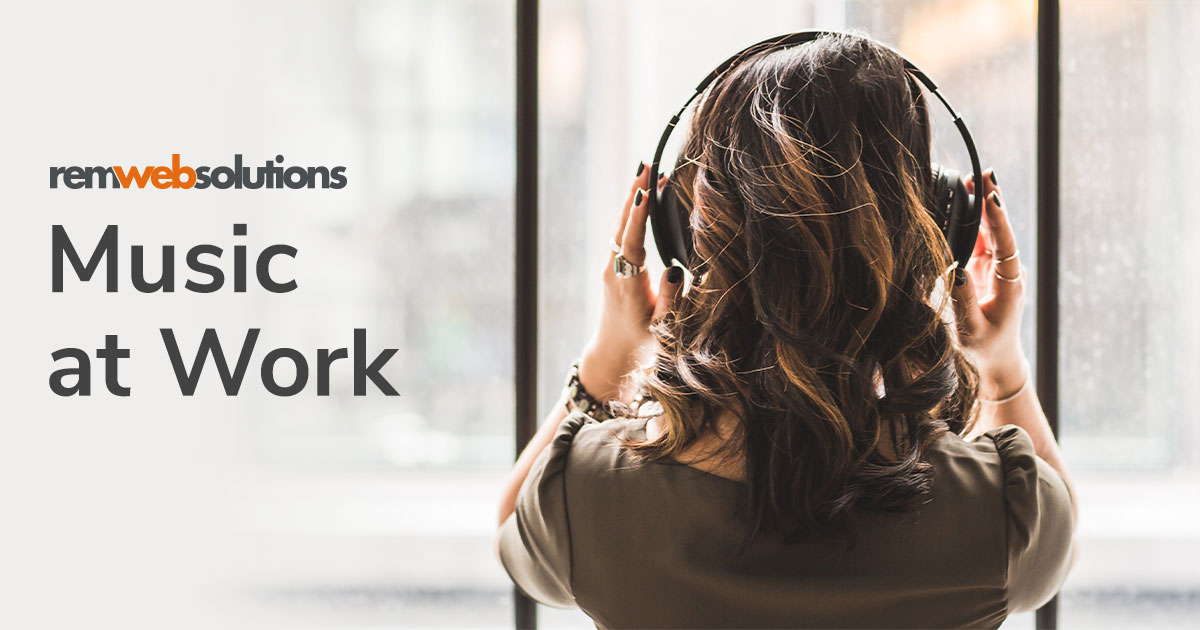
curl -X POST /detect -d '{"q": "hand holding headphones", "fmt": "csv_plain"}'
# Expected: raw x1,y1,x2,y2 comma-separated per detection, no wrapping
576,162,684,404
952,170,1030,404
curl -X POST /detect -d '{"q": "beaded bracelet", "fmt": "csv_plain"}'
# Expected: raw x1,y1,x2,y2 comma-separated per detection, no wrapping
562,360,614,421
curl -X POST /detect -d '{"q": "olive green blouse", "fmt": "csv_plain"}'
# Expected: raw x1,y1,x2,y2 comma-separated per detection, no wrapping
499,411,1075,629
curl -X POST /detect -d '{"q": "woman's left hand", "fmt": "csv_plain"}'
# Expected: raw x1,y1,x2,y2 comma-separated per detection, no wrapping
577,162,684,403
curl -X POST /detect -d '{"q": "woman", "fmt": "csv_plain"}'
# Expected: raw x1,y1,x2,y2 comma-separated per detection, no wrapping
497,32,1076,629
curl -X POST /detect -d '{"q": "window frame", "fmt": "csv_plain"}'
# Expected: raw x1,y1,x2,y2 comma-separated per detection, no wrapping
511,1,1063,628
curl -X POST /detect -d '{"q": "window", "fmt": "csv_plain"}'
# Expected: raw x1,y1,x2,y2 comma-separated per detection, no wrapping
1059,1,1200,627
238,0,517,625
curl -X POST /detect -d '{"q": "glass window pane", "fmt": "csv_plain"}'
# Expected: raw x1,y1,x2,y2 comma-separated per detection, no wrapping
1060,1,1200,627
237,0,516,625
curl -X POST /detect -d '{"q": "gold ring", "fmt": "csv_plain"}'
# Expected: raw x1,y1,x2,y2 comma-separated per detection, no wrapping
993,249,1019,265
994,267,1022,283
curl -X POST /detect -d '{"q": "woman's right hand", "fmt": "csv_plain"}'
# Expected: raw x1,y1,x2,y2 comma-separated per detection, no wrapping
951,168,1029,400
951,170,1077,525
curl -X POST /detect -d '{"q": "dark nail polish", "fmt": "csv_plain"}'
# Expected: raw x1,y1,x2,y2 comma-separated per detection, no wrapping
667,266,683,283
636,161,645,176
634,189,644,205
989,171,998,186
989,191,1001,207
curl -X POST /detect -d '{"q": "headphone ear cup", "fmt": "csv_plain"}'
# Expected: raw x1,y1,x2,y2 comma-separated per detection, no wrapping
945,175,977,270
649,175,694,267
929,162,978,270
929,162,954,237
930,162,978,269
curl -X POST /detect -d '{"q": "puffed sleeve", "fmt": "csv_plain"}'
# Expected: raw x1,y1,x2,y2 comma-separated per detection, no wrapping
497,410,589,608
983,425,1076,612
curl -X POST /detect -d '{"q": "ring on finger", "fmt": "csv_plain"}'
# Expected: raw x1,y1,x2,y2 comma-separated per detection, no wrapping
992,249,1019,265
613,252,644,278
609,237,622,254
994,266,1022,283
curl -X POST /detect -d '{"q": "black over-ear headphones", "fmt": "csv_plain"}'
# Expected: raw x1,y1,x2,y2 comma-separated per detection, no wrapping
647,30,983,283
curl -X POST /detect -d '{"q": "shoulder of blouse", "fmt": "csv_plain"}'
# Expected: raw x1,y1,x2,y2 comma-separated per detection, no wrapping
965,425,1076,612
497,411,584,607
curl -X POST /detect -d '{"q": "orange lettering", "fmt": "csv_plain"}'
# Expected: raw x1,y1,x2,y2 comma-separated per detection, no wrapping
113,166,154,189
151,166,173,189
172,154,196,189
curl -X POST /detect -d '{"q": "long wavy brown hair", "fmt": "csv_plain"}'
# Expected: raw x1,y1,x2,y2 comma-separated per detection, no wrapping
624,32,979,542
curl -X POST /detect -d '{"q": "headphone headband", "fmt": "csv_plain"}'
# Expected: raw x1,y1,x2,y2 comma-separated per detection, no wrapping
647,30,983,277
